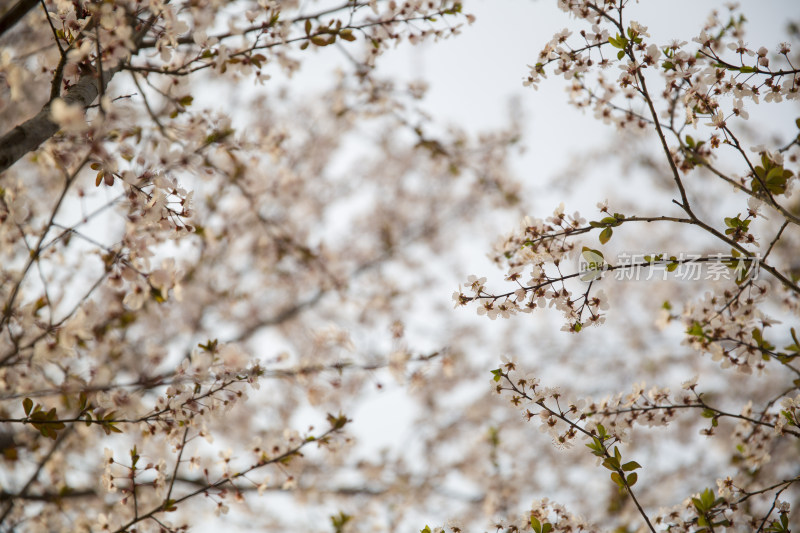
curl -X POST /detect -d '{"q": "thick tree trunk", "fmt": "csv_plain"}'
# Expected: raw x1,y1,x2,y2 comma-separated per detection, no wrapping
0,6,154,175
0,0,38,39
0,69,117,175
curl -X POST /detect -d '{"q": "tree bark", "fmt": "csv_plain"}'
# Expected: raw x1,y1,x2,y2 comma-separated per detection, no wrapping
0,7,155,176
0,0,38,39
0,68,116,175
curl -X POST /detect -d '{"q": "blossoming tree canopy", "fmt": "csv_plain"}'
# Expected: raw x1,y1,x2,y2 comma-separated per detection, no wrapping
0,0,511,530
448,1,799,531
0,0,799,532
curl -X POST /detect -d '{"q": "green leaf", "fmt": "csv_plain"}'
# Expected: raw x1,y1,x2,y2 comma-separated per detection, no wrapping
693,487,717,514
102,422,123,435
531,515,542,533
327,412,349,430
23,398,32,416
581,247,604,264
310,35,334,46
491,368,503,382
610,471,625,489
687,322,705,339
585,436,605,456
599,227,613,244
621,461,641,471
752,158,792,195
691,497,704,512
198,339,218,352
701,487,715,508
602,456,619,470
665,256,679,272
752,328,775,351
626,472,638,486
609,34,628,49
331,511,352,532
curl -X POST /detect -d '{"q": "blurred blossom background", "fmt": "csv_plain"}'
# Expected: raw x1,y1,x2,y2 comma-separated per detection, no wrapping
1,0,798,530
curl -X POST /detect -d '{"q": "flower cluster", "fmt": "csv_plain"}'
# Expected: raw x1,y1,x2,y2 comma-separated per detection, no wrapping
454,204,613,331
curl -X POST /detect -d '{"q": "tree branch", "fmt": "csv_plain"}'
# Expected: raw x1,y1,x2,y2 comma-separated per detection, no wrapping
0,69,113,174
0,7,160,174
0,0,38,39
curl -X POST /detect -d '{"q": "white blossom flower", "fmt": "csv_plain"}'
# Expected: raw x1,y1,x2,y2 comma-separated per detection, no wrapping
50,98,86,133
